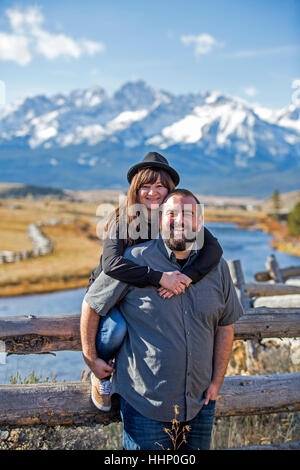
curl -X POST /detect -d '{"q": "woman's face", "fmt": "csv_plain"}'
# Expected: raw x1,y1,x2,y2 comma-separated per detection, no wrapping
137,175,169,211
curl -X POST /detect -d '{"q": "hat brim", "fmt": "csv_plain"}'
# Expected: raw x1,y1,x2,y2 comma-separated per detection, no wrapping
127,161,180,186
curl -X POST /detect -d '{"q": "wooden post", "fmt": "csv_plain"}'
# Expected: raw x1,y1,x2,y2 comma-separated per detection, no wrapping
266,254,283,283
227,260,259,373
227,260,251,309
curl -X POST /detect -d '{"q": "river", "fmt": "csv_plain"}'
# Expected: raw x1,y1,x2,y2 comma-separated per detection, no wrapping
0,222,299,384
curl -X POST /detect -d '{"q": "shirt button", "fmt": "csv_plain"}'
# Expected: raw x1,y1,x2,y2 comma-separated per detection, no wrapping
187,331,190,335
184,310,188,315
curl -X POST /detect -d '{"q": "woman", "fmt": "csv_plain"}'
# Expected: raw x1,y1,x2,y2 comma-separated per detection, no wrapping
87,152,223,411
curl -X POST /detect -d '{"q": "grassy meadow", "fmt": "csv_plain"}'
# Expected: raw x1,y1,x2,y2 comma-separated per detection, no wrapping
0,198,103,296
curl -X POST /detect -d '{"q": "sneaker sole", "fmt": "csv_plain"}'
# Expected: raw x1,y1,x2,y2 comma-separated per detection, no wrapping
91,393,111,412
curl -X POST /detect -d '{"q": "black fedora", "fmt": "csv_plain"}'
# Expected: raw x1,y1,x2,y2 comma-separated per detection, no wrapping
127,152,180,186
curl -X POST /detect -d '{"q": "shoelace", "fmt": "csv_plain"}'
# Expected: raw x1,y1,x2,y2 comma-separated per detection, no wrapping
99,380,111,395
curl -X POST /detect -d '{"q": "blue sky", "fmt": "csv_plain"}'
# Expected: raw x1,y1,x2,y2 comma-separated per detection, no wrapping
0,0,299,109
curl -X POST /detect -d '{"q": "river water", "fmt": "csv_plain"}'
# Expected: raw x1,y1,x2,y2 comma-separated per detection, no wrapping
0,222,299,384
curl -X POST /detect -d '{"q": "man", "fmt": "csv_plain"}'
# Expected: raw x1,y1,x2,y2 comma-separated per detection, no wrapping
81,189,244,450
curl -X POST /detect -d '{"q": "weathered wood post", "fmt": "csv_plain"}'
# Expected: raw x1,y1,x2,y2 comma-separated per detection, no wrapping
227,259,259,373
266,254,283,283
227,259,251,310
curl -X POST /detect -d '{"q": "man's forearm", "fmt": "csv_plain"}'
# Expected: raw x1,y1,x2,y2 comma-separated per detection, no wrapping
80,300,100,368
212,324,234,389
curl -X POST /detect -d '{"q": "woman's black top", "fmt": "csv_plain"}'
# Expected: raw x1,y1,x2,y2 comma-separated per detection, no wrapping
87,226,223,290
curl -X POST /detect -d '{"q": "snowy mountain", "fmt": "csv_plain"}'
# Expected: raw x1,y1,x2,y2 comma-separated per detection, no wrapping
0,80,299,197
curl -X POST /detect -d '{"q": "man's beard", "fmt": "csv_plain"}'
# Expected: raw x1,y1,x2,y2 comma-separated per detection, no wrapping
163,224,196,251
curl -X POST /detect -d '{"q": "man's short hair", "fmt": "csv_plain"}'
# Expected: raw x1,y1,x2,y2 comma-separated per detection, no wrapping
162,188,201,207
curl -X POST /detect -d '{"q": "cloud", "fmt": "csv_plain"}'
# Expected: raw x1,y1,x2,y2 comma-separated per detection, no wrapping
0,5,105,65
230,44,300,58
244,86,259,97
0,32,32,65
180,33,224,58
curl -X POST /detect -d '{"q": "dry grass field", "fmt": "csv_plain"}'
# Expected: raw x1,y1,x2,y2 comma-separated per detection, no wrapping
0,198,103,296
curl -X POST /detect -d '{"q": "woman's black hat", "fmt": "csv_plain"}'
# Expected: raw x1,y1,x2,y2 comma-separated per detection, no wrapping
127,152,180,186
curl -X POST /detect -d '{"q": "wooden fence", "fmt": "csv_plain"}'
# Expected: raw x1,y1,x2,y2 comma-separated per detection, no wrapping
0,255,300,449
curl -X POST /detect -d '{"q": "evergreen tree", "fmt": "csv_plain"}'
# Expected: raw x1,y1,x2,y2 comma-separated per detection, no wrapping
271,189,281,220
288,201,300,236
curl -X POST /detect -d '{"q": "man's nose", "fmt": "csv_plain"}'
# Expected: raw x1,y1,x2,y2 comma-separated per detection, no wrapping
174,212,184,225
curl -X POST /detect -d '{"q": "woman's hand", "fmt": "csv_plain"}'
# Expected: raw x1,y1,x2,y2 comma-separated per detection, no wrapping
89,358,115,379
158,272,192,298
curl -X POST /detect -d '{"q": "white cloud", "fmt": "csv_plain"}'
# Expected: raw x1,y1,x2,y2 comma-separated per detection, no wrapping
244,86,259,97
229,45,300,58
180,33,224,57
0,32,31,65
0,5,105,65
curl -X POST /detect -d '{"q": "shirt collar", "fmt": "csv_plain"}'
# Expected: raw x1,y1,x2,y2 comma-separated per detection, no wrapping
157,234,198,265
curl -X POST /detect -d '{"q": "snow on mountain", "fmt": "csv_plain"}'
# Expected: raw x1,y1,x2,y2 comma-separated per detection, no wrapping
0,80,299,169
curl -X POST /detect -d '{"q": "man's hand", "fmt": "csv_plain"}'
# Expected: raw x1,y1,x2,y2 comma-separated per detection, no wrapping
89,358,115,379
159,272,192,297
204,382,219,405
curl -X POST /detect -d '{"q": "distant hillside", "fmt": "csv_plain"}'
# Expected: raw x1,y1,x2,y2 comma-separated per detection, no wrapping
0,183,67,199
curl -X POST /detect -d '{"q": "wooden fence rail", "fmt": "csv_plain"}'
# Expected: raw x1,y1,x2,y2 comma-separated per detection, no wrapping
254,265,300,282
1,308,300,354
0,373,299,428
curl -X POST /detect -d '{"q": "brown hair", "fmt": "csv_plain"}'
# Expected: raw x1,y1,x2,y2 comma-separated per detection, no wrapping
105,167,176,246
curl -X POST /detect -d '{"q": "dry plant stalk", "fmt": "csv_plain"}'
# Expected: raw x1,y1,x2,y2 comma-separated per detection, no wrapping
155,405,191,450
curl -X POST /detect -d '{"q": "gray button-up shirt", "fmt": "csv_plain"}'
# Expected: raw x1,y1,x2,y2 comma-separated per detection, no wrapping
84,236,244,422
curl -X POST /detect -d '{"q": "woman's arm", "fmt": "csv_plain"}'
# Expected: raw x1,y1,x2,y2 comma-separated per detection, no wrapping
87,230,189,294
101,233,162,287
181,227,223,282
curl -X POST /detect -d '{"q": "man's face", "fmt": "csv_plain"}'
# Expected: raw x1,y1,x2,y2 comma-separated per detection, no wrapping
161,195,203,251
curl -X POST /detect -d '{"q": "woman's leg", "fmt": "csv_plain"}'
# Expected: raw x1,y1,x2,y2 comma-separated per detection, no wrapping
95,306,127,363
91,306,127,411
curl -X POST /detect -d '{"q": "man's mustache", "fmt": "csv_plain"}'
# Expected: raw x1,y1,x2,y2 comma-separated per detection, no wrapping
168,223,196,240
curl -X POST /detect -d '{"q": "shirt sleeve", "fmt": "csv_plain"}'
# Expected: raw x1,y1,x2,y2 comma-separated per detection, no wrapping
218,259,244,326
182,227,223,282
84,270,129,316
86,256,103,292
101,228,163,288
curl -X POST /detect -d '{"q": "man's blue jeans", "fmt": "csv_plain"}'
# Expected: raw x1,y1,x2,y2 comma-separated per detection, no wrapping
95,306,127,362
120,396,216,450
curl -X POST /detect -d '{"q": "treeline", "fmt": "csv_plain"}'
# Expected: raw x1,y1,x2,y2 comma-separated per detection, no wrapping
0,184,66,199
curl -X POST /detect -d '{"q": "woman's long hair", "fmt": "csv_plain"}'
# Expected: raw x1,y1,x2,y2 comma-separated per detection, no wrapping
104,167,176,247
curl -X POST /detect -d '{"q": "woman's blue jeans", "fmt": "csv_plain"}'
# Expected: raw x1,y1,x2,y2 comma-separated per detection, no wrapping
120,396,216,450
95,306,127,363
